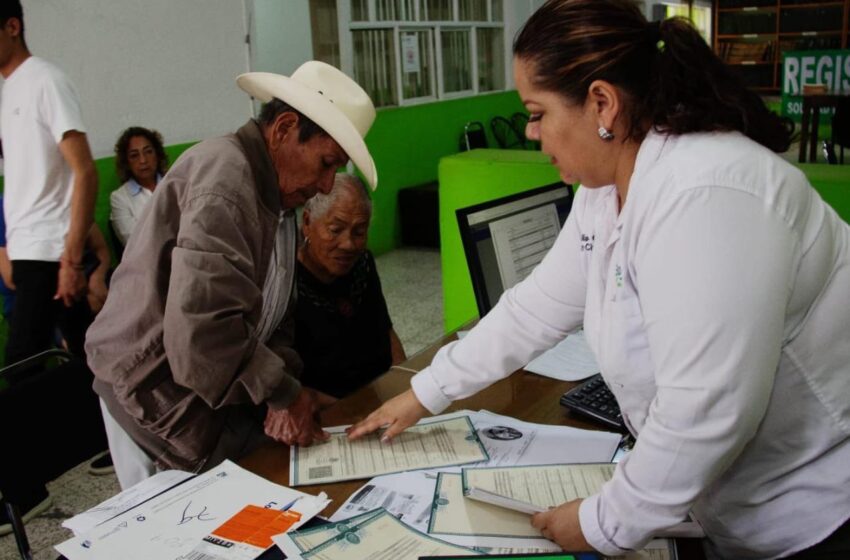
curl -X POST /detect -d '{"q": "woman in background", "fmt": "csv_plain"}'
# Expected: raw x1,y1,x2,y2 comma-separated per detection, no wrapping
296,173,405,400
110,126,167,247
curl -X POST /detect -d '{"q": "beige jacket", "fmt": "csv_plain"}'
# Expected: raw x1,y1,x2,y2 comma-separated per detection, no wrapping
86,120,302,471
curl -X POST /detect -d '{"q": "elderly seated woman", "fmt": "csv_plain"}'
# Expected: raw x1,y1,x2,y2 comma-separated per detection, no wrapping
295,173,406,399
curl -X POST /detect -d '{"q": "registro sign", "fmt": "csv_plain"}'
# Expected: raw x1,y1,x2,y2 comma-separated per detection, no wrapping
781,50,850,122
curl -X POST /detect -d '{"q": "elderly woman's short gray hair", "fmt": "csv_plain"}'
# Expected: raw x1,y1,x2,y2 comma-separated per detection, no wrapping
303,173,372,219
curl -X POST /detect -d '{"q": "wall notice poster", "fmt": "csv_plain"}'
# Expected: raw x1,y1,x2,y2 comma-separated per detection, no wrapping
402,33,420,73
782,50,850,123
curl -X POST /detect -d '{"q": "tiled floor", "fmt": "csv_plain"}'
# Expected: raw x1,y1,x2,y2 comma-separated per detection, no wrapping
0,247,444,560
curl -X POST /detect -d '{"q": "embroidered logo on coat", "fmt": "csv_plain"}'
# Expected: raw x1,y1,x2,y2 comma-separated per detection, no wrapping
580,234,595,252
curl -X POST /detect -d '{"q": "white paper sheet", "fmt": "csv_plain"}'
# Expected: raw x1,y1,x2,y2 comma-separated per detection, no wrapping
55,460,329,560
330,471,436,532
524,330,600,381
470,410,621,468
62,469,194,536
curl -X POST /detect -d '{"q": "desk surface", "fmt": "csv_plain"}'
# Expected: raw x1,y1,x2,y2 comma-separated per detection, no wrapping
240,331,706,558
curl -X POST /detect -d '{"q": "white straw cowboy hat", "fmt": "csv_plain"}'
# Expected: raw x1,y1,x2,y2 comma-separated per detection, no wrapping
236,61,378,189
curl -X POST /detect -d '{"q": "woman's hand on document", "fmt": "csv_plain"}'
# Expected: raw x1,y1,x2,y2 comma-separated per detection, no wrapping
345,389,429,443
532,499,594,552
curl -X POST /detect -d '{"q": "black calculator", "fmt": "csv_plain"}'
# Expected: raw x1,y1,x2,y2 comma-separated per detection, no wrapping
559,373,626,432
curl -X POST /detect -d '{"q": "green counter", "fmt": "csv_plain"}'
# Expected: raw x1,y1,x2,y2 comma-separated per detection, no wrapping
439,149,560,332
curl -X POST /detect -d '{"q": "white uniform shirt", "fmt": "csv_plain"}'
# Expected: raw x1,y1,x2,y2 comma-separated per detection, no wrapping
412,131,850,559
0,56,86,260
109,177,158,245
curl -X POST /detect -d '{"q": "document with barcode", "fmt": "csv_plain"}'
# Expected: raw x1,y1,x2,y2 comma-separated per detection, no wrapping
289,414,489,486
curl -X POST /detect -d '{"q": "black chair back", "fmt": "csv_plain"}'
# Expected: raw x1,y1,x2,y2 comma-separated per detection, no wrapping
832,99,850,164
459,121,488,151
490,115,525,149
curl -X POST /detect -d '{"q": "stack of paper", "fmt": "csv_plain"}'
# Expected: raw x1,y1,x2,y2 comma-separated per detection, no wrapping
55,460,330,560
325,410,623,553
62,469,194,536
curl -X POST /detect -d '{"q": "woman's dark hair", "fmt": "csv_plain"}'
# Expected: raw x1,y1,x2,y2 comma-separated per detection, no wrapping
114,127,168,183
258,98,326,143
514,0,791,153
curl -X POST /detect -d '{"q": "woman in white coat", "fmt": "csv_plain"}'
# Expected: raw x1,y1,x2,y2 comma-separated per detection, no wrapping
348,0,850,558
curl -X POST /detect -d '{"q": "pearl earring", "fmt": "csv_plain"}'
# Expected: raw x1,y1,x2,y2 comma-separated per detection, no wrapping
597,126,615,141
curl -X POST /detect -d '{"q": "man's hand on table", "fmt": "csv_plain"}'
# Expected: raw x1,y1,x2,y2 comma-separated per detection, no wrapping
345,389,429,443
264,388,336,446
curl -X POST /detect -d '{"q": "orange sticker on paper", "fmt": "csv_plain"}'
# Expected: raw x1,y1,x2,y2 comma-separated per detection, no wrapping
212,504,302,548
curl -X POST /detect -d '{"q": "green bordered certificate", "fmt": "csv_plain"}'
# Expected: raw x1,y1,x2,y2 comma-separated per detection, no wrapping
276,507,481,560
428,472,542,538
461,463,616,514
290,415,489,486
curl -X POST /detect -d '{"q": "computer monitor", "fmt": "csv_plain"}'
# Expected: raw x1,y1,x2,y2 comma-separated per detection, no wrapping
456,182,574,317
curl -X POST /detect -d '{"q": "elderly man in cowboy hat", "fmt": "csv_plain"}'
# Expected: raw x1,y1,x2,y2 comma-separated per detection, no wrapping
85,61,378,488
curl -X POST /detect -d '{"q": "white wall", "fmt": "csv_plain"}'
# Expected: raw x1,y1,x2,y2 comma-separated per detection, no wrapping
8,0,253,158
250,0,313,76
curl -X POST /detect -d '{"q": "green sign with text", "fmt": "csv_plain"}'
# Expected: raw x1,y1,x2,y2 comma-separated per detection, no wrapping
781,49,850,122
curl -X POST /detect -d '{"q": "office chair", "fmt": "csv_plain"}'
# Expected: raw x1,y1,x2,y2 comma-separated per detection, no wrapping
510,112,539,150
459,121,488,151
831,98,850,164
0,349,109,560
490,115,525,149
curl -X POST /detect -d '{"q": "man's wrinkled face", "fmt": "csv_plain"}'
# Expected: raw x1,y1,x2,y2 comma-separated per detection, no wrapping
268,113,349,209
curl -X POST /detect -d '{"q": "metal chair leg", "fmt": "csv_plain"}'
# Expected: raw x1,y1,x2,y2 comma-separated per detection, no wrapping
4,501,34,560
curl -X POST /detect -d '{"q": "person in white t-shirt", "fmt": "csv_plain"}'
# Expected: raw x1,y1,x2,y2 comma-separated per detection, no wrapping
348,1,850,558
109,126,167,249
0,1,97,367
0,1,100,536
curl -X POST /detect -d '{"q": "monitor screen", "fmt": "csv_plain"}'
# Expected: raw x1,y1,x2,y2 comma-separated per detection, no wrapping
456,182,574,317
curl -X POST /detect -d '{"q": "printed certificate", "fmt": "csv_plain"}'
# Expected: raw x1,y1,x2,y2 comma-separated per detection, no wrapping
290,414,489,485
429,473,541,538
275,508,480,560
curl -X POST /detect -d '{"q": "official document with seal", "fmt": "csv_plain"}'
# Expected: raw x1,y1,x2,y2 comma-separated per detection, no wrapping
462,463,615,515
285,509,384,552
274,508,480,560
462,463,703,539
429,472,543,539
290,414,489,485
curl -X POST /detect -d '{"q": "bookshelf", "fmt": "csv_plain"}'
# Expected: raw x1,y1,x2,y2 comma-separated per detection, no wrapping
714,0,850,92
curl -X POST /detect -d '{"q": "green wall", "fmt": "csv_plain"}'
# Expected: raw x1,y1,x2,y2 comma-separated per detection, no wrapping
364,91,526,255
